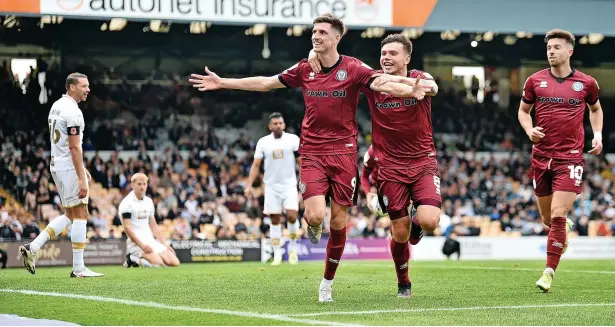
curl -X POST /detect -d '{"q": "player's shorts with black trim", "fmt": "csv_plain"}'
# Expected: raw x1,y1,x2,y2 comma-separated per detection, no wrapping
532,154,584,197
377,158,441,220
299,153,359,207
51,169,89,208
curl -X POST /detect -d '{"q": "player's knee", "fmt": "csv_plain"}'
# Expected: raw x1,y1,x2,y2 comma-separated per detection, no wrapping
270,214,282,225
304,207,325,225
416,206,440,232
420,217,438,232
390,217,410,242
392,226,410,243
287,212,298,223
166,256,180,267
551,204,570,218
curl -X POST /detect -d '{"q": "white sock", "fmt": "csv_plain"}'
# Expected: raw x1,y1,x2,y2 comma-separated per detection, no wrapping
270,224,282,260
287,220,299,252
130,255,141,263
71,219,87,272
320,278,333,288
30,215,70,253
545,267,555,276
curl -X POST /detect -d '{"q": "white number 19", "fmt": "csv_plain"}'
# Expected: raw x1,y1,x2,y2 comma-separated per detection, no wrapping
567,165,583,180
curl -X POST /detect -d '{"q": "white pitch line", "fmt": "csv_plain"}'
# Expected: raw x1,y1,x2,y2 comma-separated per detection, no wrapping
0,289,361,326
347,263,615,274
287,302,615,317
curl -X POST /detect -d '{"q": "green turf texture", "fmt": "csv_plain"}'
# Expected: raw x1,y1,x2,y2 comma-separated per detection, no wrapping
1,259,614,325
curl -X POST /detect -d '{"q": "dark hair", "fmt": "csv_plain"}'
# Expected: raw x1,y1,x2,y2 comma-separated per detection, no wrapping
65,72,88,90
381,34,413,55
545,29,575,47
269,112,283,121
313,13,344,35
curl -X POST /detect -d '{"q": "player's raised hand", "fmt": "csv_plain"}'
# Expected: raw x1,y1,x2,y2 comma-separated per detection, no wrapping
189,67,222,91
307,50,321,73
77,179,88,199
527,126,545,143
589,136,603,155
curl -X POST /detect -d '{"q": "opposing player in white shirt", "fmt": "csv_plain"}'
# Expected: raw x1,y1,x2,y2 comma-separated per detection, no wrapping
21,73,102,277
20,73,103,277
120,173,180,268
245,113,301,265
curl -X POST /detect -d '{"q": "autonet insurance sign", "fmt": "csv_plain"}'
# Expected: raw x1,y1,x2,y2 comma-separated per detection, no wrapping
0,0,429,28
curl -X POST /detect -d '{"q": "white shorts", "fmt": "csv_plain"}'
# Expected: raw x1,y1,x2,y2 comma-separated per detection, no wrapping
51,169,89,208
127,237,168,257
263,186,299,215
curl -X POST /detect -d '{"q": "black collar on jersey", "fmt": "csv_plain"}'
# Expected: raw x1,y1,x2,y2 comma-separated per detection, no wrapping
321,55,343,74
549,68,575,84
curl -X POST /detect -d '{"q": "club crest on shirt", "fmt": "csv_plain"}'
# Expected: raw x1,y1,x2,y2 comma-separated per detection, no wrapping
272,149,284,159
336,69,347,81
572,81,583,91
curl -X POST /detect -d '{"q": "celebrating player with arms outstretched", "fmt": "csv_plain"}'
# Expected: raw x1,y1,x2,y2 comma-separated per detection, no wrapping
518,29,603,292
189,14,426,302
120,173,180,268
20,73,103,277
245,113,301,265
310,33,441,298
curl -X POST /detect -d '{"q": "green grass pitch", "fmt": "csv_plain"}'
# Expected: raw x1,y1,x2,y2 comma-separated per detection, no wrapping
1,259,614,325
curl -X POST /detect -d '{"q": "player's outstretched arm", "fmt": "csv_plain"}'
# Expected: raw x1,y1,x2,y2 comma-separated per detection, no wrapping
372,74,438,96
189,67,285,92
588,101,604,155
518,101,544,143
399,76,438,96
370,76,427,99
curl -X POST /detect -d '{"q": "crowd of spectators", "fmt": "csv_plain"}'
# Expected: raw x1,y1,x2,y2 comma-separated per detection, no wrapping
0,62,614,242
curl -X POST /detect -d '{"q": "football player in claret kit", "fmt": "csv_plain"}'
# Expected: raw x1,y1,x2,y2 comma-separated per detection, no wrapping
310,33,440,298
21,73,103,278
245,112,301,265
189,14,428,302
518,29,603,292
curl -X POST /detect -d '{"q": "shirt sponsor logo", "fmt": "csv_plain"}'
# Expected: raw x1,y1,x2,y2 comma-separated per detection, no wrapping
537,96,564,103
